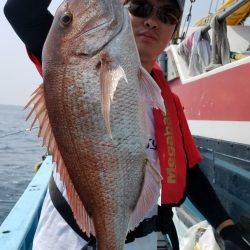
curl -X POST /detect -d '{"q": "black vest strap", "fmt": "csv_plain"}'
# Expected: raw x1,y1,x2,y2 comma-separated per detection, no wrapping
49,175,96,245
48,175,179,249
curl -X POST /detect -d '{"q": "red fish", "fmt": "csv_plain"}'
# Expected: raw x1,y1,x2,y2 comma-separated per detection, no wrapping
26,0,165,249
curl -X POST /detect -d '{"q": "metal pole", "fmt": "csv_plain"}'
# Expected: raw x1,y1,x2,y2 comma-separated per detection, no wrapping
201,0,250,34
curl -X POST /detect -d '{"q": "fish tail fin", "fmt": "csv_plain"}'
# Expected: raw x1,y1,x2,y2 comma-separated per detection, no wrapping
138,66,166,113
25,84,95,237
128,159,162,230
99,53,127,138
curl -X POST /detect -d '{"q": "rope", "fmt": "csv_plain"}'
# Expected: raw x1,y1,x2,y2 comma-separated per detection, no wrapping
209,0,214,14
215,0,221,11
180,0,196,41
0,126,39,139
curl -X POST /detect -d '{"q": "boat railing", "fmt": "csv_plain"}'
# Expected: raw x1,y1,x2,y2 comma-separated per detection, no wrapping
0,156,52,250
161,0,250,83
201,0,250,34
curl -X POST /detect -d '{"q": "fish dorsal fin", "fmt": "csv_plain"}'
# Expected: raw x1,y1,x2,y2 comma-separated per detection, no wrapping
138,66,166,113
128,160,162,231
25,84,95,237
99,53,127,138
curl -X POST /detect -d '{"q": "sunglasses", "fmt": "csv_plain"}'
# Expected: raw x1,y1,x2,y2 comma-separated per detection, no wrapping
128,0,181,25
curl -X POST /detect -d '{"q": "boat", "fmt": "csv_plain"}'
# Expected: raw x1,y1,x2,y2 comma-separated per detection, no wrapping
0,156,52,250
159,0,250,244
0,0,250,249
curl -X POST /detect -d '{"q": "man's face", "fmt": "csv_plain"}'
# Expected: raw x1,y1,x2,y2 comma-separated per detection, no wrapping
128,0,181,64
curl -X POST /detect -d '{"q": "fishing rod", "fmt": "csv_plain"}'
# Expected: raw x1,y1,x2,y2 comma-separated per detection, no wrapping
201,0,250,34
0,126,39,139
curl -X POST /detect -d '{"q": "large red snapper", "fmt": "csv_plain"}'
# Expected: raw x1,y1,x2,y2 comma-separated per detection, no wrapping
26,0,165,249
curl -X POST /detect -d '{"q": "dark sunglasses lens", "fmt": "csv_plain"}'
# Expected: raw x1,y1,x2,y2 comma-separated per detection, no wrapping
157,8,179,25
128,1,152,18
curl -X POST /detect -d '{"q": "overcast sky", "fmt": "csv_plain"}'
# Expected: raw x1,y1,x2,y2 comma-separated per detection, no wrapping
1,0,249,106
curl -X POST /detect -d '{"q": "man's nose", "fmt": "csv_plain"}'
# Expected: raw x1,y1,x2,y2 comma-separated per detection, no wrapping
144,8,159,29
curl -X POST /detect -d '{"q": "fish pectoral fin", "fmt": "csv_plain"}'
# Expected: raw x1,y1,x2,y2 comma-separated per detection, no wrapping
128,160,162,231
138,66,166,114
25,84,96,237
100,53,127,138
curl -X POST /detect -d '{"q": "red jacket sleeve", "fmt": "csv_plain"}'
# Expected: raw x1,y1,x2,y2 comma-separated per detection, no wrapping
27,49,43,76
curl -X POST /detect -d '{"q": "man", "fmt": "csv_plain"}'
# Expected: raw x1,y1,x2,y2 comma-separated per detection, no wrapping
4,0,250,249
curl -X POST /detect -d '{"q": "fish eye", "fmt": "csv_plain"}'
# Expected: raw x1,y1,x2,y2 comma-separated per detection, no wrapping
60,12,73,27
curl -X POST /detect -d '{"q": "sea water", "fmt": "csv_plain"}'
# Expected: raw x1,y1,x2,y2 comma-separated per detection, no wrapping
0,104,45,225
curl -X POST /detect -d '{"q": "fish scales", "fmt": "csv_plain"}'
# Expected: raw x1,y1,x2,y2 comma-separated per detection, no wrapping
26,0,164,249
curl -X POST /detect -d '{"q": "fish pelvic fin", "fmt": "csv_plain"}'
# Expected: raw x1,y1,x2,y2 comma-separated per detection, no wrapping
24,84,95,237
138,66,166,114
100,52,127,139
128,159,162,231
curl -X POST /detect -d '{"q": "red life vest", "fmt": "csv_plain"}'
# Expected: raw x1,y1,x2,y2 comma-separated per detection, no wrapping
27,51,202,206
152,63,202,206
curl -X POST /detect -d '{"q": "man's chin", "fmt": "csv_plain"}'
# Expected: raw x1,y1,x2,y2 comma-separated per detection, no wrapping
138,52,157,67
